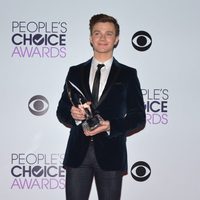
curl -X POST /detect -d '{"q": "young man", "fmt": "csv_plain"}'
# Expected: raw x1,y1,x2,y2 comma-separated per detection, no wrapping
57,13,146,200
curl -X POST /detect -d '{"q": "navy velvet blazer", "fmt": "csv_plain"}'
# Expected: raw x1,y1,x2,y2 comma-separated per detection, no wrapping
56,58,146,173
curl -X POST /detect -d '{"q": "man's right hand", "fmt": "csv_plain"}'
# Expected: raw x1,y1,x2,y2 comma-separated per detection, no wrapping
70,105,86,121
70,102,92,121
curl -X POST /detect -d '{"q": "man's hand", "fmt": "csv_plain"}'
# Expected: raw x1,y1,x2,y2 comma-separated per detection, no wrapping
70,102,91,121
70,105,86,121
84,120,110,136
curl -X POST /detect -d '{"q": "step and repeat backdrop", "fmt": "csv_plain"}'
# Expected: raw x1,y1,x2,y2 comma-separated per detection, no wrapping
0,0,199,199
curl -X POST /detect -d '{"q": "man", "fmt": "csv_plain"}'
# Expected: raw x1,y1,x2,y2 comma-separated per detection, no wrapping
57,13,146,200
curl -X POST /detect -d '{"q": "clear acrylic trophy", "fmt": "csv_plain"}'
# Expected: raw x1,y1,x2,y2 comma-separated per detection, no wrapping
67,81,102,131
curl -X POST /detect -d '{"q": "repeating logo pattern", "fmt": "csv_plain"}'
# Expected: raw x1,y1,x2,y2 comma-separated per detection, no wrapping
10,153,65,189
132,31,152,51
131,161,151,182
11,21,67,58
142,89,169,125
28,95,49,116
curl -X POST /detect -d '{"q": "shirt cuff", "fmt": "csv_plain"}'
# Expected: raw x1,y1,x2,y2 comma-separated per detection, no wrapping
107,131,110,135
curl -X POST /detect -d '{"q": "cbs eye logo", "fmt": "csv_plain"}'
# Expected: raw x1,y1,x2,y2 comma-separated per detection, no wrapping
131,31,152,51
28,95,49,116
131,161,151,182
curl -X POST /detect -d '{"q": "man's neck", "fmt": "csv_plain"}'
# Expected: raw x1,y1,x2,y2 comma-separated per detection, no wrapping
93,52,113,63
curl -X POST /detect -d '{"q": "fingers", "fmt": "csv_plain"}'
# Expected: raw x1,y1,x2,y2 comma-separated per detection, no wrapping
71,103,110,137
83,120,110,136
71,106,85,121
70,102,92,121
78,102,92,113
83,126,103,136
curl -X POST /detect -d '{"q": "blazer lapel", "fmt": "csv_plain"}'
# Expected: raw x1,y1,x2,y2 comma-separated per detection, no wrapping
97,58,121,106
80,59,93,101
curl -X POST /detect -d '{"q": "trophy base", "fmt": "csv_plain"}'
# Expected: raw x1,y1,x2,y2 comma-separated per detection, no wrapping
82,114,103,131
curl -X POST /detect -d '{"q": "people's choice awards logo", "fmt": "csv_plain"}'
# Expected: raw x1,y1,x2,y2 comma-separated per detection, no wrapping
10,153,65,189
132,31,152,51
28,95,49,116
131,161,151,182
11,21,67,58
142,88,169,125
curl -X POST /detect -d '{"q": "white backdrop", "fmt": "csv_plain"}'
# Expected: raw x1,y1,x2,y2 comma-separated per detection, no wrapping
1,0,200,199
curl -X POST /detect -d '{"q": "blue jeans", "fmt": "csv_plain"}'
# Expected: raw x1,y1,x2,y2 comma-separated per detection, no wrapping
65,142,123,200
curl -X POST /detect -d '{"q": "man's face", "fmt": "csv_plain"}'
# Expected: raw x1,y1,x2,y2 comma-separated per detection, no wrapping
90,22,119,55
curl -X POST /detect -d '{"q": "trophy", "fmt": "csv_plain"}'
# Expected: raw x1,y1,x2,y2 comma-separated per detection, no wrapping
67,80,102,131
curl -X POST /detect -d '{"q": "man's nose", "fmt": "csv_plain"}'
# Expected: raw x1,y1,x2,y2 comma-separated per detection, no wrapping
100,34,106,40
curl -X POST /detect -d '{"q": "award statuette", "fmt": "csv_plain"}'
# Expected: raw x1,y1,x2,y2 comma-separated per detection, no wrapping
67,81,102,131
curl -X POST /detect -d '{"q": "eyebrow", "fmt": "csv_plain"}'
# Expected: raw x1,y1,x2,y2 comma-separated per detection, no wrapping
92,30,114,34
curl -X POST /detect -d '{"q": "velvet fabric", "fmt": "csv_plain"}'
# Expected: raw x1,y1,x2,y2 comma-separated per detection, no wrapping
56,58,146,173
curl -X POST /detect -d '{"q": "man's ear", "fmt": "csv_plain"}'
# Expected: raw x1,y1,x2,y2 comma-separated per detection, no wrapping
89,36,93,47
114,37,119,48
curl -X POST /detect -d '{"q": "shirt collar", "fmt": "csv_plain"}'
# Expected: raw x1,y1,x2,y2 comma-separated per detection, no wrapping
92,57,113,69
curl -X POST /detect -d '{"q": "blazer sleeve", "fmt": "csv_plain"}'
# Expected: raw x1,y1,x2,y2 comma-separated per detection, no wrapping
109,69,146,138
56,68,76,128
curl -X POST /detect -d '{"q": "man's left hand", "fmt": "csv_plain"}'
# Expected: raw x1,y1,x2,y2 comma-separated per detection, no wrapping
83,120,110,136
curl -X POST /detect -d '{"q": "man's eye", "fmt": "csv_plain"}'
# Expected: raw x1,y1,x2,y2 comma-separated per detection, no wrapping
106,32,114,37
93,32,100,36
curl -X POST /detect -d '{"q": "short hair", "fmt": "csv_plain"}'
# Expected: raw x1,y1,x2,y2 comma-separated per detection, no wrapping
89,14,120,36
